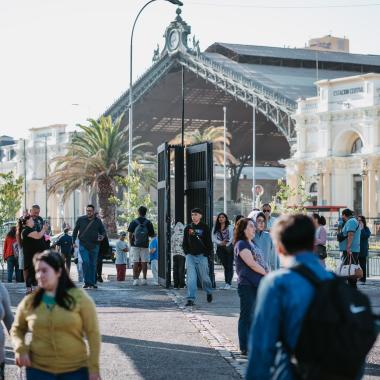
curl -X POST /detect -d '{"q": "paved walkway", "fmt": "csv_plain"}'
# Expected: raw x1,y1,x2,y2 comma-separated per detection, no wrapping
2,265,380,379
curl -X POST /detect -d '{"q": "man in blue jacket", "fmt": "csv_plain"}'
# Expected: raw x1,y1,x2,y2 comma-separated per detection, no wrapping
246,214,332,380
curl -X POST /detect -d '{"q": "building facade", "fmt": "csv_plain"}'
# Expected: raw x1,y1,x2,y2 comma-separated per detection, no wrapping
0,125,90,233
284,73,380,218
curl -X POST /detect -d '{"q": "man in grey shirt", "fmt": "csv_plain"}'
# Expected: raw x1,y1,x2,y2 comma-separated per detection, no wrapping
72,204,106,289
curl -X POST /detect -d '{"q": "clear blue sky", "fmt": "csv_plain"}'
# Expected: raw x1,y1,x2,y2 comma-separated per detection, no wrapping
1,0,379,138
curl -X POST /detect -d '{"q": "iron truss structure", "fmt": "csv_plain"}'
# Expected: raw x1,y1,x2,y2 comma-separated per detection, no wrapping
104,48,298,144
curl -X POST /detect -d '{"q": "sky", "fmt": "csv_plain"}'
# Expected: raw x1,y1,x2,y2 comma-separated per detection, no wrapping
1,0,380,138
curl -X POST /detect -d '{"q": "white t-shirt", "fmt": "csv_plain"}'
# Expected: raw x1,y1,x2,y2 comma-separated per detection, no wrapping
115,240,128,264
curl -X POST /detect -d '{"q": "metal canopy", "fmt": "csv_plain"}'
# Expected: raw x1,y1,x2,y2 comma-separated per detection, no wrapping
103,11,380,150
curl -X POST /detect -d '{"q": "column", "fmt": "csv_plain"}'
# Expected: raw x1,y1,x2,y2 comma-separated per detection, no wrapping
368,167,377,218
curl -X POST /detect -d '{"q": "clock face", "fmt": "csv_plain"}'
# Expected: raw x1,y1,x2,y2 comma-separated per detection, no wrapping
168,30,180,51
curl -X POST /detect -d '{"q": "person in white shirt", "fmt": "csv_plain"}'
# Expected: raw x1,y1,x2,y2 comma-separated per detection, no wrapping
171,222,186,289
115,232,129,281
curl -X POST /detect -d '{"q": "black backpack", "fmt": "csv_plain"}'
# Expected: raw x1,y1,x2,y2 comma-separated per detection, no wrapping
289,265,377,380
133,219,149,247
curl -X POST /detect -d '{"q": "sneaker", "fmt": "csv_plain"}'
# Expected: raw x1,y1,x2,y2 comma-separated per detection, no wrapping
132,279,139,286
97,276,104,283
141,279,147,285
219,284,227,290
224,284,232,290
83,284,90,289
207,293,213,303
92,285,98,289
185,300,194,307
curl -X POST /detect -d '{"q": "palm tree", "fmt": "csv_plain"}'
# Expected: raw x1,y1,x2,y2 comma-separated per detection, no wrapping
47,116,150,234
169,126,237,165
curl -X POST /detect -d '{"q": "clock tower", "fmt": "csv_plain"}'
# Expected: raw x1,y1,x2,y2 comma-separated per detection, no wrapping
163,8,191,55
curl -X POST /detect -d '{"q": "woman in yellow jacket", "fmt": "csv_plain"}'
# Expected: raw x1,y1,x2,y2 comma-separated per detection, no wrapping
11,250,101,380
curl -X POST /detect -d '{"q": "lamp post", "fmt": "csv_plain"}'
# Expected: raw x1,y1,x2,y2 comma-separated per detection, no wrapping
128,0,183,175
223,106,227,214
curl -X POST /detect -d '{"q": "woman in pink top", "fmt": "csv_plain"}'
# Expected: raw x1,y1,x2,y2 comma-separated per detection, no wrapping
312,214,327,267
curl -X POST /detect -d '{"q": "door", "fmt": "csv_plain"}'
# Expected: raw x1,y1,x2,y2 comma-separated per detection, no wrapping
185,142,215,287
157,143,171,287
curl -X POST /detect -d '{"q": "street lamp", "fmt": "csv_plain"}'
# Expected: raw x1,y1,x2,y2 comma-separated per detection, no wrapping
128,0,183,175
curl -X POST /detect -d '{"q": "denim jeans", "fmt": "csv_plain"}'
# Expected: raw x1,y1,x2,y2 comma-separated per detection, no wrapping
6,256,17,283
186,254,213,301
79,244,99,286
237,284,258,352
151,259,158,283
26,367,89,380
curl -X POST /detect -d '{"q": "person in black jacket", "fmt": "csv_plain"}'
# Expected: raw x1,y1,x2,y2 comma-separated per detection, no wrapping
182,208,213,307
72,205,106,289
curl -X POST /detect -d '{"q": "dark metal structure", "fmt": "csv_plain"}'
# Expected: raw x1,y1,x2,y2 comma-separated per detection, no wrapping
157,142,214,288
157,143,171,287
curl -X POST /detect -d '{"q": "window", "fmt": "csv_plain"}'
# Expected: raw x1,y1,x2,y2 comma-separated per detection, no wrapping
351,138,363,154
309,182,318,193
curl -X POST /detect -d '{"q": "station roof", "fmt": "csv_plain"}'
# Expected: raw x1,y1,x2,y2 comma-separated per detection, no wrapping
203,52,364,101
210,42,380,67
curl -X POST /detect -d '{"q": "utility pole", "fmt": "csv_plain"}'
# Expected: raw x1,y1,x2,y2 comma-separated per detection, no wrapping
223,106,227,214
23,139,27,210
44,135,48,219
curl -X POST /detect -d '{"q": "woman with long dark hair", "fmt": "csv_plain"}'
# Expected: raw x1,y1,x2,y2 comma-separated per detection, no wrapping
234,218,268,356
312,213,327,267
358,215,371,283
11,250,101,380
17,215,48,294
213,212,234,289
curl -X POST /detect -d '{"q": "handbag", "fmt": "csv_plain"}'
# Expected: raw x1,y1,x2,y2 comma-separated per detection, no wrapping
337,223,359,243
316,244,327,259
335,253,363,279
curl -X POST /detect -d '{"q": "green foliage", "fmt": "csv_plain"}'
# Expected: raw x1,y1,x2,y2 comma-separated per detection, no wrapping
0,171,23,226
271,176,311,214
109,162,156,228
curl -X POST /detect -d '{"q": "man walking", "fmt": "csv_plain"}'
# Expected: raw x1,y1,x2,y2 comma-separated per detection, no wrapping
55,228,73,273
182,208,213,307
128,206,155,286
72,205,106,289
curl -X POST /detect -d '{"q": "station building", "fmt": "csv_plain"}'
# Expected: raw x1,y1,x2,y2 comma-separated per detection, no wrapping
103,9,380,216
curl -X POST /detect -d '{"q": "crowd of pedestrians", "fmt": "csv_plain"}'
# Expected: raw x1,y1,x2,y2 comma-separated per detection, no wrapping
0,199,378,380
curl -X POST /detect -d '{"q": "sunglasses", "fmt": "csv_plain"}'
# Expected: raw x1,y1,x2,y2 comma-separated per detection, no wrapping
263,209,271,212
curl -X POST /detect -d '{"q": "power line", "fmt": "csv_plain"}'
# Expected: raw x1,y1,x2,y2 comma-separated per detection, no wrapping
185,1,380,9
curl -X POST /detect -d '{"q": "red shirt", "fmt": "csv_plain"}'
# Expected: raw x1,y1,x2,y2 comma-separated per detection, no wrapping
3,236,16,260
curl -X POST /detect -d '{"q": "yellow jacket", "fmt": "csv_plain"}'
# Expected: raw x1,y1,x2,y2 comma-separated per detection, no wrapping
11,287,100,374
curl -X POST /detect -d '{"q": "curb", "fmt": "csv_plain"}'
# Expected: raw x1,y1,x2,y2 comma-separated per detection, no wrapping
167,289,247,379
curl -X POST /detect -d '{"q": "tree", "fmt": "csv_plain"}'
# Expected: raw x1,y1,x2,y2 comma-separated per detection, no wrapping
110,162,155,226
271,176,311,214
47,116,151,234
0,171,23,226
170,126,237,165
229,154,250,202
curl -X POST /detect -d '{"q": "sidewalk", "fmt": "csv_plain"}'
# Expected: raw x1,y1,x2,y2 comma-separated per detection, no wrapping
2,264,380,379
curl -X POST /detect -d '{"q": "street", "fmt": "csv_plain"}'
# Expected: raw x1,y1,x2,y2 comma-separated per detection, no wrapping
2,264,380,379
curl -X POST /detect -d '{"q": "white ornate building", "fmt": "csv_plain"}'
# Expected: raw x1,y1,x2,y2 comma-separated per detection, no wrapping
284,73,380,218
0,125,91,232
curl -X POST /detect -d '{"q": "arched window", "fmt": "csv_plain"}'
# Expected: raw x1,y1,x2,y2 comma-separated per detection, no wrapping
351,138,363,154
309,182,318,193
